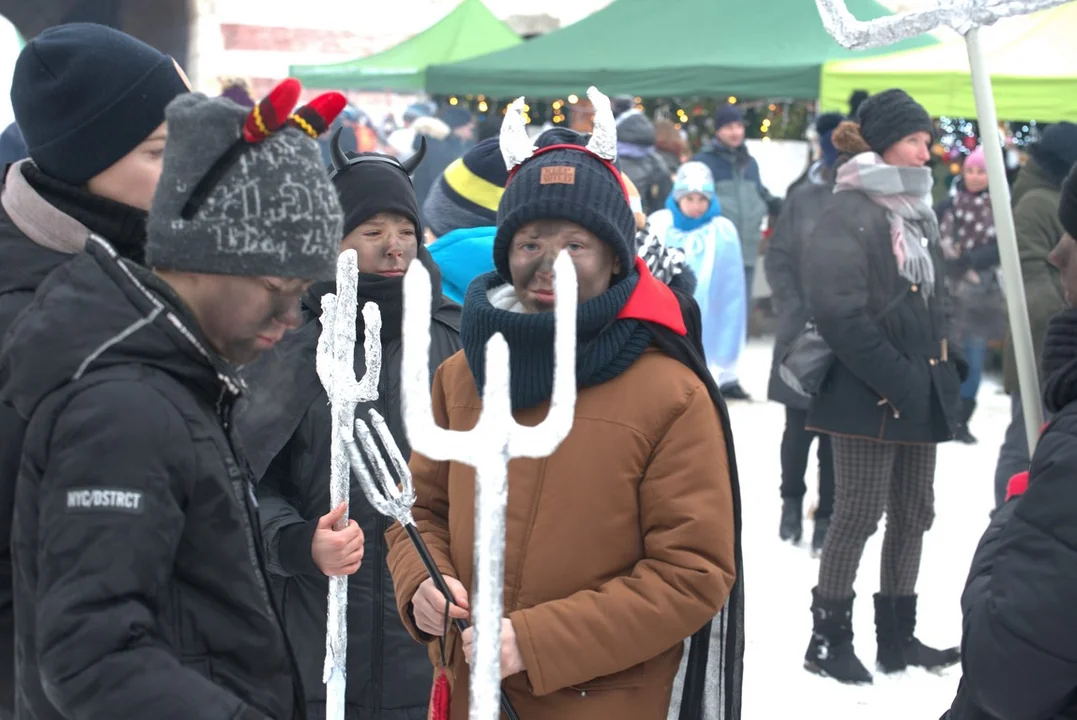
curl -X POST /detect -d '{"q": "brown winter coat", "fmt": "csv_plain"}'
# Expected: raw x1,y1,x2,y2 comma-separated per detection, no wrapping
385,347,736,720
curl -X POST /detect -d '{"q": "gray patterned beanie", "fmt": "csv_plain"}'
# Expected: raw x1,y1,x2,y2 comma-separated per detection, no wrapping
147,81,345,281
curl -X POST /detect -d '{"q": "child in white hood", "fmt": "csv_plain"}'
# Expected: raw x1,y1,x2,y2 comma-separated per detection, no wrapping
648,161,746,391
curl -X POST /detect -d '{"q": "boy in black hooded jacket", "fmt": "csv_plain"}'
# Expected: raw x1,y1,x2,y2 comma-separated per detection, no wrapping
944,164,1077,719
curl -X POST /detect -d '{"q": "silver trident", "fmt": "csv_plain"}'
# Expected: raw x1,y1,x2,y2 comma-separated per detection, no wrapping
370,251,575,720
814,0,1066,455
314,248,382,720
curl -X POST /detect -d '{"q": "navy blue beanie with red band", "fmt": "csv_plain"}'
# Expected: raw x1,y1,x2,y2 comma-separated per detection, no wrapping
12,23,190,186
493,127,636,283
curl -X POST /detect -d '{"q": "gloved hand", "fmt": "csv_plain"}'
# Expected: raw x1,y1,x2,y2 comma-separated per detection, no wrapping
950,345,970,383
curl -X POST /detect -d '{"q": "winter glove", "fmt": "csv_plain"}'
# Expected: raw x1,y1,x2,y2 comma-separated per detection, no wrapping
950,345,970,383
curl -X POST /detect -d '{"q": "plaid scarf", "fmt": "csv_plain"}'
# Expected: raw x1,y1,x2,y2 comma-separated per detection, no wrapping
835,152,938,298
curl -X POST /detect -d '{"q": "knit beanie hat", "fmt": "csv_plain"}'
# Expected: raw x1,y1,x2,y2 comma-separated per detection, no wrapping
1030,121,1077,186
714,103,745,130
854,89,934,155
440,105,473,130
219,78,255,108
815,112,844,169
0,123,27,167
423,137,509,237
964,146,986,171
328,127,425,237
494,90,636,283
1060,163,1077,240
146,79,345,281
673,161,716,202
11,23,190,186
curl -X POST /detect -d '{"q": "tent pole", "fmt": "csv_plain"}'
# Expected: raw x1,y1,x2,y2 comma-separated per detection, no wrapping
964,26,1043,454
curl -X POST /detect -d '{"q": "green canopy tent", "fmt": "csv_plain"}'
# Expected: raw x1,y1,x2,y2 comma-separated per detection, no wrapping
820,3,1077,122
424,0,933,99
290,0,520,92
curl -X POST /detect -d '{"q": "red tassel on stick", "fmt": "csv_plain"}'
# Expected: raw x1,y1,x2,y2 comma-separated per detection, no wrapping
428,667,451,720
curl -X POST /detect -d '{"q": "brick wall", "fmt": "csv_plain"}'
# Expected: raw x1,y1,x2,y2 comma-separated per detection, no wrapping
220,24,387,56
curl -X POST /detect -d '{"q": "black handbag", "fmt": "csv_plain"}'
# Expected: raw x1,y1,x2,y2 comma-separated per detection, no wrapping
780,288,910,398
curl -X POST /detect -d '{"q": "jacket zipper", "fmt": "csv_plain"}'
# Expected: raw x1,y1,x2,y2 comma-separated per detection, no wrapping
220,397,308,719
369,366,394,719
371,513,386,718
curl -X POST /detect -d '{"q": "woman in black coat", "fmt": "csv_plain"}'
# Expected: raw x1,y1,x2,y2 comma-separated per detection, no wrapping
801,90,965,685
765,112,842,554
944,166,1077,720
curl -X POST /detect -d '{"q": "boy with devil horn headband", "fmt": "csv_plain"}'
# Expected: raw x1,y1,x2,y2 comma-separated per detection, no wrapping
386,87,744,720
0,77,344,719
237,121,461,719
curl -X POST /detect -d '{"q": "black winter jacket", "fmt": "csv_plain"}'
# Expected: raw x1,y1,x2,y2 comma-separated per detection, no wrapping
946,309,1077,720
0,237,303,720
804,189,963,444
616,112,673,217
237,256,461,720
0,160,152,718
765,163,834,410
0,203,68,720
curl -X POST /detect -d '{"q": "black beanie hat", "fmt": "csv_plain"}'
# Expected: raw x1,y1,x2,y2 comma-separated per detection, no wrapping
331,144,422,238
855,89,934,155
494,126,636,283
12,23,190,186
424,137,508,237
440,106,473,130
714,103,745,130
1060,164,1077,240
815,112,844,137
1030,122,1077,187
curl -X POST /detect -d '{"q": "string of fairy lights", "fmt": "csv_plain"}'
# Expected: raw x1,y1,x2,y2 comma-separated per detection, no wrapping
439,94,1047,161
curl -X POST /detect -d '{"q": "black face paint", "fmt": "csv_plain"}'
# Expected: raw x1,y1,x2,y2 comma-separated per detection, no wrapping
517,251,556,291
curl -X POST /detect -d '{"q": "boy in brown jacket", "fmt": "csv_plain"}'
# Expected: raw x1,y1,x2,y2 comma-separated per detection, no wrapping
387,112,744,720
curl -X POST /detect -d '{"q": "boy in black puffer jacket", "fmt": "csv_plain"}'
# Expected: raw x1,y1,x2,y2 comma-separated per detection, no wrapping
944,164,1077,719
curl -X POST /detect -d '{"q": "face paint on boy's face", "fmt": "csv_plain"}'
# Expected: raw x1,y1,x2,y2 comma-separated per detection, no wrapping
508,220,620,314
340,212,418,276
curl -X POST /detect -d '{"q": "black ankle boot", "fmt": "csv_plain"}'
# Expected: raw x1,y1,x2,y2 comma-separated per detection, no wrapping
956,398,978,445
804,589,873,684
875,594,960,673
812,516,830,555
780,498,803,543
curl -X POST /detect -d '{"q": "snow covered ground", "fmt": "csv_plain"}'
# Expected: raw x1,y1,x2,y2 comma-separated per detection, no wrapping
731,338,1006,719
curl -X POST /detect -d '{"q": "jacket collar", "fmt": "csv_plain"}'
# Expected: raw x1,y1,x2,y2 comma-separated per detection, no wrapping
1,160,89,255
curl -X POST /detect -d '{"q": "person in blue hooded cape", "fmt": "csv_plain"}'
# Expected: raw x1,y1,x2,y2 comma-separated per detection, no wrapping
422,136,508,303
647,161,747,395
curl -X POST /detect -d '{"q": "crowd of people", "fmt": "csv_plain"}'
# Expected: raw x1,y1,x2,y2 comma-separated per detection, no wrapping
0,17,1075,720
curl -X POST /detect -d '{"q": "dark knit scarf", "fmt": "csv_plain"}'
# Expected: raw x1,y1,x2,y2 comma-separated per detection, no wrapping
1043,307,1077,414
460,269,653,410
303,246,445,343
22,162,148,264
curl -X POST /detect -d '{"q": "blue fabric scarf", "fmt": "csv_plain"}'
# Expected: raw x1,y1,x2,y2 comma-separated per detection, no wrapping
667,193,722,232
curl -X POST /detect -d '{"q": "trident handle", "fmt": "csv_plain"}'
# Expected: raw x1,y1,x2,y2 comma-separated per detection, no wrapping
401,525,520,720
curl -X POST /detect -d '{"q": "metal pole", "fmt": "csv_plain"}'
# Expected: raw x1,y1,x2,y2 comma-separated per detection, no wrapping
964,27,1044,454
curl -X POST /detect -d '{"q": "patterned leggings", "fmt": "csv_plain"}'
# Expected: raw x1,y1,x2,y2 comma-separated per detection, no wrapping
817,437,937,599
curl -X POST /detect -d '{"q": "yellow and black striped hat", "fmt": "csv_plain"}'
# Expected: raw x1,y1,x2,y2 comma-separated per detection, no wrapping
423,137,509,237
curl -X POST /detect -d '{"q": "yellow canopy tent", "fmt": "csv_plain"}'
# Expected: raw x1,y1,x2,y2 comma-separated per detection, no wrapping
819,2,1077,121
